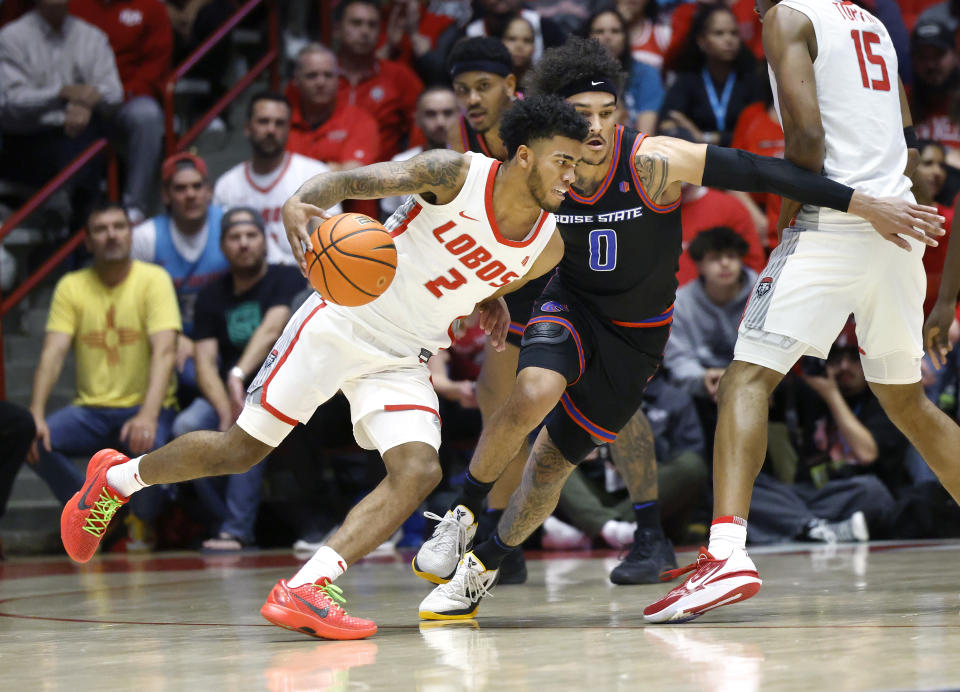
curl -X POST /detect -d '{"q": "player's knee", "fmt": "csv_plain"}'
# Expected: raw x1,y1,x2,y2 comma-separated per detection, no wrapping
870,381,928,429
210,426,271,475
717,361,780,403
506,370,566,427
385,443,442,491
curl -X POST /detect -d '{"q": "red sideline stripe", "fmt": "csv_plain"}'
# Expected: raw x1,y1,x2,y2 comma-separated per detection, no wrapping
384,404,442,424
261,303,326,425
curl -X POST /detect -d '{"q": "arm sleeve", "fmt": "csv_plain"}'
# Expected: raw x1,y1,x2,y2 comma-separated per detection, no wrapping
143,267,183,335
700,145,854,211
45,276,78,336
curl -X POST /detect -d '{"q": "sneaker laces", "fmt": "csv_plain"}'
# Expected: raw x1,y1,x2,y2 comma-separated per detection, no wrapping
438,559,495,603
423,511,469,562
81,488,125,537
310,580,347,614
659,548,715,583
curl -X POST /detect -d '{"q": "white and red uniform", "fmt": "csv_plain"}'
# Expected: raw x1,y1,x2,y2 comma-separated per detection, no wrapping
737,0,924,383
213,152,343,265
237,153,556,452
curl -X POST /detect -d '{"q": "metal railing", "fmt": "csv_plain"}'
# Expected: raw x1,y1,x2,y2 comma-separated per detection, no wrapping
0,0,280,398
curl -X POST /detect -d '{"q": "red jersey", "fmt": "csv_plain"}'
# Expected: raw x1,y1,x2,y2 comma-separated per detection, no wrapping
69,0,172,100
285,84,380,166
730,102,786,249
678,187,767,286
338,58,423,160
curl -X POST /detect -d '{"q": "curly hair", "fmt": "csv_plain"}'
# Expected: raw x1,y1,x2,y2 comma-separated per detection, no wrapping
499,95,589,159
523,36,626,97
446,36,515,77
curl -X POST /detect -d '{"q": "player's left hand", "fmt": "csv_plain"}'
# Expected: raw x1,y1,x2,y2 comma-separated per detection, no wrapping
120,413,158,456
477,296,509,352
282,196,332,276
851,193,945,251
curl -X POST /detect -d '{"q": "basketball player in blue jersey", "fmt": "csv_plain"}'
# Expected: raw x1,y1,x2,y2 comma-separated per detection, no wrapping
421,37,678,586
417,36,945,620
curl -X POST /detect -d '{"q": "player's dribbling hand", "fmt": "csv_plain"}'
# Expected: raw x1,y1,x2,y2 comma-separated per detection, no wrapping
282,196,331,276
849,193,945,251
924,299,956,369
477,296,509,352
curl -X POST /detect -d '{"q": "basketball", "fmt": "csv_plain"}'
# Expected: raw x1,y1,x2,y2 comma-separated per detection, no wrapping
306,213,397,306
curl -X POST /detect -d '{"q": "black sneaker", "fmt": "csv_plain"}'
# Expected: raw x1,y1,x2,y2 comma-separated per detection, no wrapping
497,545,528,584
609,528,677,585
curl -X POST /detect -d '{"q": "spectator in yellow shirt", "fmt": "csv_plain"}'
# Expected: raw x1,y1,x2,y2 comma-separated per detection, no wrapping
27,201,180,531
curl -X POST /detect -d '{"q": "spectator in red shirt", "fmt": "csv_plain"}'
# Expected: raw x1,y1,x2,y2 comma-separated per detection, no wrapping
913,140,956,317
335,0,424,160
677,185,766,286
70,0,172,222
285,43,380,170
617,0,671,73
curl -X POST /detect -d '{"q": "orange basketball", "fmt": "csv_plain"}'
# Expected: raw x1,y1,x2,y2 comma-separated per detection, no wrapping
306,213,397,306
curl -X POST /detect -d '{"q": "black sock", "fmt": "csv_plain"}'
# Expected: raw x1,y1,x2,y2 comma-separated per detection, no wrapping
452,471,495,519
633,500,662,532
472,531,516,571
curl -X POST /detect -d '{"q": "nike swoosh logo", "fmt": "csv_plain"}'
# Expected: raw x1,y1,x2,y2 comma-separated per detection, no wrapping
292,593,329,619
459,211,479,221
591,80,603,86
77,477,99,511
685,561,723,590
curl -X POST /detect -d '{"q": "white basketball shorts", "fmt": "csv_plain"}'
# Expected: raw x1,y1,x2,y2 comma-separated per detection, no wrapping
735,224,926,384
236,292,442,454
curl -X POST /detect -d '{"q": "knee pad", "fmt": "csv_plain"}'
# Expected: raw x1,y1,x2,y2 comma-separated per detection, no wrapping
521,319,570,347
545,408,605,464
860,350,921,384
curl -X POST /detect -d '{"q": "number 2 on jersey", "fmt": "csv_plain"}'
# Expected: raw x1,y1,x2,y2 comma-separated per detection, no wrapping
588,229,617,271
850,29,890,92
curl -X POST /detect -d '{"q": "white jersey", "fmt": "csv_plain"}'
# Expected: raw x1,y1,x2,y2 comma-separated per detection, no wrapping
770,0,912,228
328,152,556,354
213,152,343,265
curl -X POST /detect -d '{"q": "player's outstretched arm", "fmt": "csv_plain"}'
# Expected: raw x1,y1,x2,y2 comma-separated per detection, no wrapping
281,149,469,272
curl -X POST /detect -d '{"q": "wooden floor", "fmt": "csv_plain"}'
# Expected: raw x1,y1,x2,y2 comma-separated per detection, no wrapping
2,541,960,691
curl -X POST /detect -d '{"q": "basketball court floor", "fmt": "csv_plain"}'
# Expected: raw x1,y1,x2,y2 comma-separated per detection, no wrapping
2,541,959,691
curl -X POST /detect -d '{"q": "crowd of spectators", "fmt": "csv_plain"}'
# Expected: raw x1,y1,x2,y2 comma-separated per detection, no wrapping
2,0,960,557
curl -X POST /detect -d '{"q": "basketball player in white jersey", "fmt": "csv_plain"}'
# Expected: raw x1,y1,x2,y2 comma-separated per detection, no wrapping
213,90,342,265
645,0,960,623
58,95,588,640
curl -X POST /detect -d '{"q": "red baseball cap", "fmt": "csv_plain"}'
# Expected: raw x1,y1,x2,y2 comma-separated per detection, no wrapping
161,152,208,184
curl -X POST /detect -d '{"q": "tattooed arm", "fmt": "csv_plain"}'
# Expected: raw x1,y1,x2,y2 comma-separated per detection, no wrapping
281,149,470,272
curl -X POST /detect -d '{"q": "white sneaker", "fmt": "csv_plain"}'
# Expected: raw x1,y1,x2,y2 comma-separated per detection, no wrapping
644,547,761,623
600,519,637,549
541,516,590,550
807,511,870,544
413,506,477,584
419,551,498,620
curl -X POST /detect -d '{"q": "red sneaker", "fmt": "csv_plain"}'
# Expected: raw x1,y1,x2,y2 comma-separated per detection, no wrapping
643,547,761,623
260,579,378,640
60,449,130,563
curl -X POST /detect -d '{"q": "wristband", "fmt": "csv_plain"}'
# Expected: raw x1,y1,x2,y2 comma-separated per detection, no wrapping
904,126,919,150
228,366,245,380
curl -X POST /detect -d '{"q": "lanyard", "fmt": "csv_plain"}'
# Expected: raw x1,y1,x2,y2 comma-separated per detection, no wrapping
701,68,736,132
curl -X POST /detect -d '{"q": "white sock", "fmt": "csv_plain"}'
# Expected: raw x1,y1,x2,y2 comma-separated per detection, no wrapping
288,545,347,587
707,516,747,560
105,456,150,498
